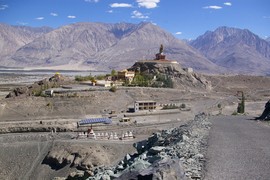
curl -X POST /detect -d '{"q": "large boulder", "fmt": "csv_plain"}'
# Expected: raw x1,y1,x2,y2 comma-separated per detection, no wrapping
117,158,186,180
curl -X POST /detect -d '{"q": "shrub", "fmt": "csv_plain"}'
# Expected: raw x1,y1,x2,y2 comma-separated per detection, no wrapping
75,75,95,82
232,111,238,115
180,103,186,109
111,69,117,76
162,104,179,110
95,75,106,80
109,86,117,92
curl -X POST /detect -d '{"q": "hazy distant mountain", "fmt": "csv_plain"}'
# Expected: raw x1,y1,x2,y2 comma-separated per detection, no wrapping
266,37,270,43
0,24,52,65
190,27,270,74
0,22,219,73
181,39,193,44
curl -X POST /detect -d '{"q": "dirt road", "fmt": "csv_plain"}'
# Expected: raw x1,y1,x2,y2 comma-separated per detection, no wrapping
205,116,270,180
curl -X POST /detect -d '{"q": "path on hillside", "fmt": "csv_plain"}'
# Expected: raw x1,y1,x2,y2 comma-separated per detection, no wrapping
204,116,270,180
23,139,53,180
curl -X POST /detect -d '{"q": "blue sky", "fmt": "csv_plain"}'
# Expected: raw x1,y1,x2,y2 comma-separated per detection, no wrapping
0,0,269,39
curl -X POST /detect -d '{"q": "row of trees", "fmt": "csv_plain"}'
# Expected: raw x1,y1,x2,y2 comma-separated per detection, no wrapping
75,70,174,88
75,70,117,82
129,73,173,88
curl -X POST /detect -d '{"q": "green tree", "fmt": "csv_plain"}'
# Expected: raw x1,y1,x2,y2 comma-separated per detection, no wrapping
237,92,245,114
155,74,173,88
163,75,173,88
132,74,149,86
111,69,117,76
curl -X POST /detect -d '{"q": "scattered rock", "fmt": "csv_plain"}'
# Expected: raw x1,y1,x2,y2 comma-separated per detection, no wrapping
148,146,165,155
87,112,211,180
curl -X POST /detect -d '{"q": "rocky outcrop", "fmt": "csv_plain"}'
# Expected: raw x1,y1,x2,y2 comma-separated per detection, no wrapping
129,61,184,75
256,100,270,120
5,74,71,98
128,61,212,90
85,113,211,180
43,144,111,171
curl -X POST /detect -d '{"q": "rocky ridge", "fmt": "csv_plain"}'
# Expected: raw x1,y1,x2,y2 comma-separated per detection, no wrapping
0,22,219,73
5,73,71,98
0,24,52,65
190,26,270,74
65,113,211,180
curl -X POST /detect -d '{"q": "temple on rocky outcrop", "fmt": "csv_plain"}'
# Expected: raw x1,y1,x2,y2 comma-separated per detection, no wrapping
128,44,183,75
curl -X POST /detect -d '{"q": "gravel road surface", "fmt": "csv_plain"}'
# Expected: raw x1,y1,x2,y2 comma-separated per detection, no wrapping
205,115,270,180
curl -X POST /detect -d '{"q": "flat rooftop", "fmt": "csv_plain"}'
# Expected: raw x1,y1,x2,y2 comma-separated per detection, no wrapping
137,60,178,64
135,100,157,103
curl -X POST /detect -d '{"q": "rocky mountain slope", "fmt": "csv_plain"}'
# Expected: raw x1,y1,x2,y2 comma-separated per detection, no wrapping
190,27,270,74
266,37,270,43
0,24,52,65
0,22,219,73
2,23,270,74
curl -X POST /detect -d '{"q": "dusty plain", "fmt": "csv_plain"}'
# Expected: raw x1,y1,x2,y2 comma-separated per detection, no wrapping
0,72,270,179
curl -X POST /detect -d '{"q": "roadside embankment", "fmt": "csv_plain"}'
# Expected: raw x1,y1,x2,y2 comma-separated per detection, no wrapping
68,113,211,180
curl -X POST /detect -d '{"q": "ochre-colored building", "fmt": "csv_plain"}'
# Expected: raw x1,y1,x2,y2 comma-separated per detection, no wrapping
117,69,135,83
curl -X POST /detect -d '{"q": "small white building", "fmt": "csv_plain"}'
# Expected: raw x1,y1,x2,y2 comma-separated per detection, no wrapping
44,89,54,97
95,80,112,87
134,100,157,112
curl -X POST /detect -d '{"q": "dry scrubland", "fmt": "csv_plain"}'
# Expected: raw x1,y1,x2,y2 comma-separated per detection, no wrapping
0,74,270,179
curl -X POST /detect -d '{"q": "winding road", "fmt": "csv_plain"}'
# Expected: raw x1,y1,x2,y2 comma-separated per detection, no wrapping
205,116,270,180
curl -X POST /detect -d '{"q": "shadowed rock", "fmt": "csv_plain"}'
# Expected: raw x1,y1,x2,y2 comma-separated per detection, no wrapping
255,100,270,120
117,158,186,180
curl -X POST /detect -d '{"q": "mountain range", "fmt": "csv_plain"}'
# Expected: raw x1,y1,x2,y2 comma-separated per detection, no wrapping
0,22,269,74
190,27,270,74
